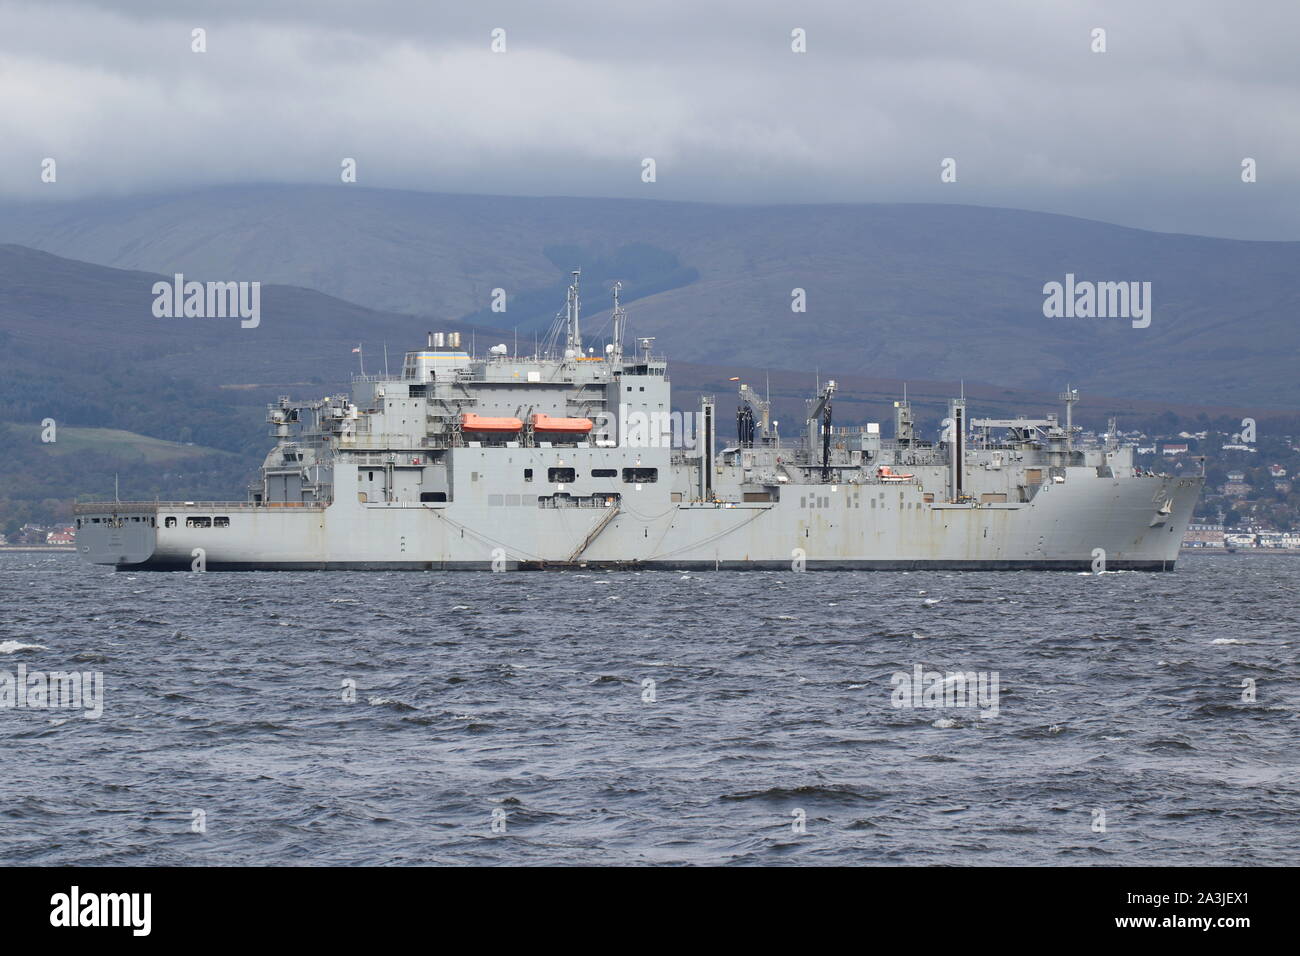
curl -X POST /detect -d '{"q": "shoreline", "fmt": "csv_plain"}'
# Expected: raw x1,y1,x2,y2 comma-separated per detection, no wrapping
1181,548,1300,556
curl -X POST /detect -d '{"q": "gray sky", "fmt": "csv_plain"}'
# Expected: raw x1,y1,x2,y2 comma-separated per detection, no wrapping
2,0,1297,238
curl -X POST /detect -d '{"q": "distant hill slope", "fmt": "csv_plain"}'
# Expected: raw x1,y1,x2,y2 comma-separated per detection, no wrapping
42,427,239,466
2,186,1298,408
0,241,1269,440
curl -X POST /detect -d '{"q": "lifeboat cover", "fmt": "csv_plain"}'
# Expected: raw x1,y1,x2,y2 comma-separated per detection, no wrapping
532,414,593,433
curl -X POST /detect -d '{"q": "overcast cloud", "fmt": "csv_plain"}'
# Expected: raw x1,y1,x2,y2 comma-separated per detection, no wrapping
1,0,1297,238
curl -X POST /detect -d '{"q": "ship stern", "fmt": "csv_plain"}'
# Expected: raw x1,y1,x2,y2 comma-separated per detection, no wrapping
73,505,159,567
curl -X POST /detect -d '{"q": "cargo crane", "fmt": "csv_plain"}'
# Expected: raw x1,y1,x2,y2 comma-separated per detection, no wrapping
736,383,772,447
806,380,836,481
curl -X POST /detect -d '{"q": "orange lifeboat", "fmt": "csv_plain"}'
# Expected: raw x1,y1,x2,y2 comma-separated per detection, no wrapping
878,465,914,481
462,413,523,433
531,413,592,433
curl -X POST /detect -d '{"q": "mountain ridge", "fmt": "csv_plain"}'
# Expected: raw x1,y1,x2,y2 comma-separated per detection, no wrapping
2,186,1297,408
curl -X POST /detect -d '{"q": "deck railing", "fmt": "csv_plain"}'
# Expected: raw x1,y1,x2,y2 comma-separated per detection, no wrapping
73,501,328,514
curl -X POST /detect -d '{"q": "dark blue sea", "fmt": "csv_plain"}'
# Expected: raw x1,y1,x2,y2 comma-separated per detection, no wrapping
1,551,1295,865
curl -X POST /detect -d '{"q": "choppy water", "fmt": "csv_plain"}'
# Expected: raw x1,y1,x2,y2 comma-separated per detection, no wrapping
0,551,1296,865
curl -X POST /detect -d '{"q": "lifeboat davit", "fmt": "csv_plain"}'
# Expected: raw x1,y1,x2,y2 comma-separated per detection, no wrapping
532,413,593,433
878,465,914,481
462,413,523,433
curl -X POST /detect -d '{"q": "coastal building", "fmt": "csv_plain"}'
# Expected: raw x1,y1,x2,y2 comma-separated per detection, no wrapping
1222,471,1251,497
15,524,48,546
1182,522,1225,548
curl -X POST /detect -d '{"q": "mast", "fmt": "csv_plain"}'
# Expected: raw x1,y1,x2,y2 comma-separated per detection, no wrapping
610,281,625,364
893,395,914,445
565,269,583,355
1058,385,1079,449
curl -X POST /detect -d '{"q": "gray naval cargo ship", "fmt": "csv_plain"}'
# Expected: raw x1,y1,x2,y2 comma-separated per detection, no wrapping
76,272,1202,571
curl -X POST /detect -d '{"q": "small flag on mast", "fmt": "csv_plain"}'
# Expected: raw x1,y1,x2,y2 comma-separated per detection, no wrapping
352,345,362,353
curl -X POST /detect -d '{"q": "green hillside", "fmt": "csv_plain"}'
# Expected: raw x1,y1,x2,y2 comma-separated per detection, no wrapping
40,426,240,465
0,422,255,535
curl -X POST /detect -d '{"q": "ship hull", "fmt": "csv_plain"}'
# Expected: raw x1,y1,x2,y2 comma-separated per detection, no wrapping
106,559,1178,571
75,473,1203,572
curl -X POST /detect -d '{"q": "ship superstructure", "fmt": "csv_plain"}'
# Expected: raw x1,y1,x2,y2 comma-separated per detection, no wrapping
75,272,1203,570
